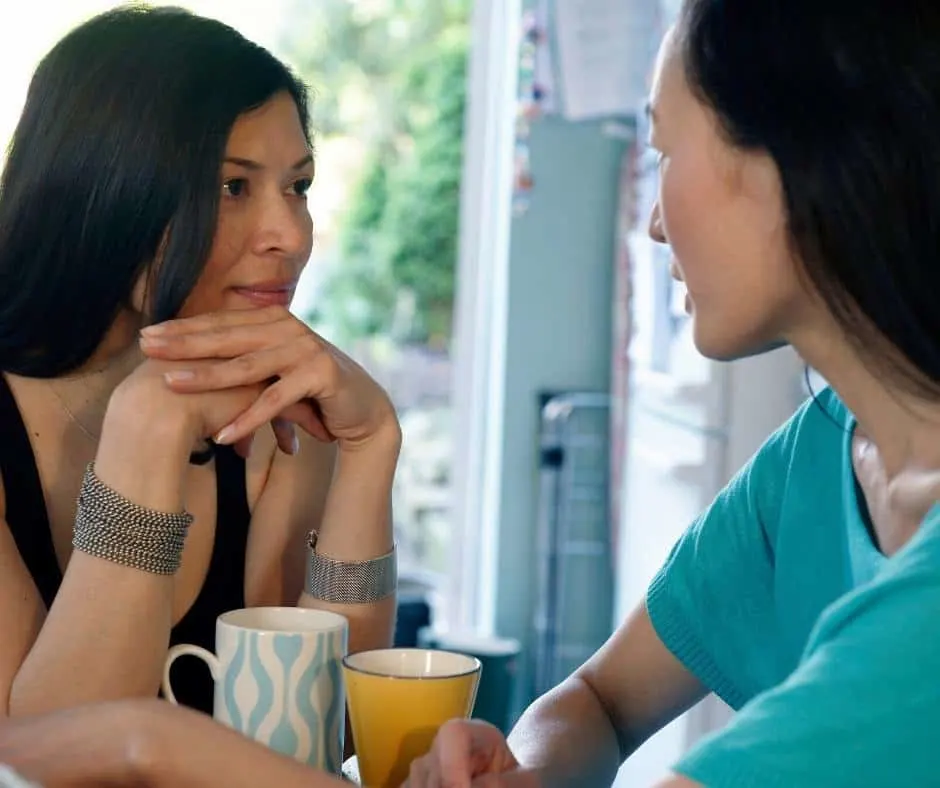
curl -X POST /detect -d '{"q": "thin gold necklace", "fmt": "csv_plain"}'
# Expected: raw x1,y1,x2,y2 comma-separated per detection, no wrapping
48,382,101,442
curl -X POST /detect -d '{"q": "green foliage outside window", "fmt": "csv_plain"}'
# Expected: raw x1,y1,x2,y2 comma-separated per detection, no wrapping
280,0,470,347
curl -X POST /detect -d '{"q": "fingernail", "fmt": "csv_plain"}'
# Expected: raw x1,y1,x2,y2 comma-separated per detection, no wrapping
214,425,236,445
139,335,167,348
140,324,166,335
164,370,195,384
290,433,300,455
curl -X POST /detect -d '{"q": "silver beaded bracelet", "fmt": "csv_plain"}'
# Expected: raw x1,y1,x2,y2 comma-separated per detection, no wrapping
72,463,194,575
304,529,397,604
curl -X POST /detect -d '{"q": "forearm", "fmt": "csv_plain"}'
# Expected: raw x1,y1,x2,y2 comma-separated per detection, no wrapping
10,556,174,715
0,699,349,788
9,403,191,715
509,676,622,788
145,705,348,788
298,425,400,653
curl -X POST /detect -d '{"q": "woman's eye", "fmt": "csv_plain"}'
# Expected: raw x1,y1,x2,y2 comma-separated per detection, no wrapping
222,178,248,198
291,178,312,197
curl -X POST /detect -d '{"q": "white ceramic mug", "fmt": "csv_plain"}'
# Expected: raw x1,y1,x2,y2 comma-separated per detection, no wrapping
162,607,348,773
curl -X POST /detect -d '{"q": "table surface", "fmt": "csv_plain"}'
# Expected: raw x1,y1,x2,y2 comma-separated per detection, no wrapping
341,756,361,784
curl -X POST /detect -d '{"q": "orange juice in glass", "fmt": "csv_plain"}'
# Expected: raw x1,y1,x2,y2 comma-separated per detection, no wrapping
343,648,481,787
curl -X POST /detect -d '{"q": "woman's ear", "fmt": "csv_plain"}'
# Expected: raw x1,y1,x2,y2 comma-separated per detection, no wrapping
740,150,785,236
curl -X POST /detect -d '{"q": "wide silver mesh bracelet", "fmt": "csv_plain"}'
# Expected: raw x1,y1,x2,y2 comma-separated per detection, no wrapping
72,463,194,575
304,529,397,603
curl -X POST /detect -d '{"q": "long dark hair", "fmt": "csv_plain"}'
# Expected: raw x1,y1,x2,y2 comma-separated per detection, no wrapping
678,0,940,394
0,5,310,377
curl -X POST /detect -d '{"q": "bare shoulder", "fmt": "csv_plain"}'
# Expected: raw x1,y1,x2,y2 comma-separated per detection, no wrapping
290,431,338,481
244,425,279,512
244,428,336,507
243,429,337,605
262,431,336,503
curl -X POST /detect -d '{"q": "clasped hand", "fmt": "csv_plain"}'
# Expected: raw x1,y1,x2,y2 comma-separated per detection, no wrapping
138,305,398,456
402,720,540,788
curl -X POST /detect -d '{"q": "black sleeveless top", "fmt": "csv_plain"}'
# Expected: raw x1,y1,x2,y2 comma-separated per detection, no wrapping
0,374,250,714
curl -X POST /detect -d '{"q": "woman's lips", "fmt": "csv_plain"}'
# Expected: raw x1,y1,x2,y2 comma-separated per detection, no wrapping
232,286,295,307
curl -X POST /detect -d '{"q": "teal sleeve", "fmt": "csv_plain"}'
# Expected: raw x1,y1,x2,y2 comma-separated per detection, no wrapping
646,400,813,708
675,514,940,788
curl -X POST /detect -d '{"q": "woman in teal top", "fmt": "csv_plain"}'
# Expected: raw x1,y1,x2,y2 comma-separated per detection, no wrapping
399,0,940,786
4,0,940,786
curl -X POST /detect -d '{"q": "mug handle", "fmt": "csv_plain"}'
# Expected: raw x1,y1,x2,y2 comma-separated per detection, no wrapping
162,644,220,704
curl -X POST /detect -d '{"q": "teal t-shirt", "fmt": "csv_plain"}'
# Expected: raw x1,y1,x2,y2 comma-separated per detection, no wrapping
646,388,940,787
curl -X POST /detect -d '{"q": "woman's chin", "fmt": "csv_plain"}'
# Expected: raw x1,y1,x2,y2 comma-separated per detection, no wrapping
691,319,787,363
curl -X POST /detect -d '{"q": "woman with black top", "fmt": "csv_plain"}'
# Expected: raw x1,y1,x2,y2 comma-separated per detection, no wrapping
0,6,399,719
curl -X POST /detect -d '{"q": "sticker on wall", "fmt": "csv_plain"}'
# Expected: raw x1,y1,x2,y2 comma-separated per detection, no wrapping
513,5,553,216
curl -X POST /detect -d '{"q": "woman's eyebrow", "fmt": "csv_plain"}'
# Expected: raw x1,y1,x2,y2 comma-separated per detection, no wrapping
224,153,314,171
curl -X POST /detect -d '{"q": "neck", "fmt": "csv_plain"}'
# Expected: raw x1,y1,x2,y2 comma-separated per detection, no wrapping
67,309,143,377
48,309,144,436
790,318,940,479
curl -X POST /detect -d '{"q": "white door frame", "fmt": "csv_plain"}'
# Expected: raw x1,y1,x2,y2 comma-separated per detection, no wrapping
446,0,522,634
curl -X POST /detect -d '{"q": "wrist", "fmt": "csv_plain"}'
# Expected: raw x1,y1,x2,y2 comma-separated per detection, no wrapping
336,420,401,473
338,416,402,459
107,375,194,446
315,431,396,560
97,380,193,512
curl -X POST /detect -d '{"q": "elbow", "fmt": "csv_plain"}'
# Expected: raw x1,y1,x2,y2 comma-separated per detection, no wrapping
573,672,631,763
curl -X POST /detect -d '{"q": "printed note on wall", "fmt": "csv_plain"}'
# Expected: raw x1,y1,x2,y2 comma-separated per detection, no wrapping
554,0,663,121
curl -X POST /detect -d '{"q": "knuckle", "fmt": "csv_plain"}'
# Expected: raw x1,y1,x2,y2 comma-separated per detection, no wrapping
260,384,284,409
186,367,212,386
300,332,322,353
232,353,257,376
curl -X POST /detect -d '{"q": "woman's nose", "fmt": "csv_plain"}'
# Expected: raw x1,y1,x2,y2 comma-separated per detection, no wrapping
252,199,310,259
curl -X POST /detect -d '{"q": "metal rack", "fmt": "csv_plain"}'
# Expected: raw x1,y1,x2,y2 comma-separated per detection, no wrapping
532,392,614,695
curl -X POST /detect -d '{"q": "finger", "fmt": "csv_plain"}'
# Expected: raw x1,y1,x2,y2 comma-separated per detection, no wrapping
435,721,483,786
271,417,299,455
215,397,332,447
211,354,334,444
293,407,334,444
262,401,333,445
141,321,306,361
405,757,427,788
161,339,322,391
142,305,289,336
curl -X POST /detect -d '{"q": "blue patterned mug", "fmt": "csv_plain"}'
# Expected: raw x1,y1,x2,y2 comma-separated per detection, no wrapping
162,607,348,773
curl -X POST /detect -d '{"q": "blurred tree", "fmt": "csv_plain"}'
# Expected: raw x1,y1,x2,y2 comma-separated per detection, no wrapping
382,29,467,344
279,0,470,346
